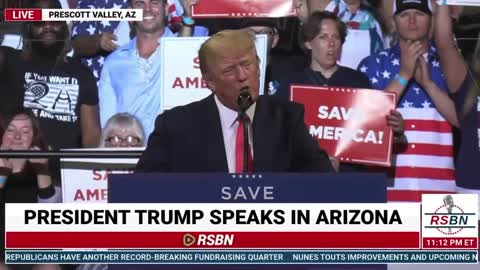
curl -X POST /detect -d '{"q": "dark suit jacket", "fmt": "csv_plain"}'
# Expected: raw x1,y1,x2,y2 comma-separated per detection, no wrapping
136,94,334,172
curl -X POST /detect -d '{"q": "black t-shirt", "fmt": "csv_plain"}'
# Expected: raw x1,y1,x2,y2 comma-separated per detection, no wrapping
0,46,98,149
277,66,373,100
265,53,308,96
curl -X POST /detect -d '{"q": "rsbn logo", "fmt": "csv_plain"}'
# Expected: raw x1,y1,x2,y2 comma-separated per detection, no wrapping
424,195,474,235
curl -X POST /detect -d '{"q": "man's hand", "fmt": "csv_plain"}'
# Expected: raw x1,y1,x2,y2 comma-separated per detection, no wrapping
387,110,405,135
98,32,119,52
399,40,425,80
414,57,434,89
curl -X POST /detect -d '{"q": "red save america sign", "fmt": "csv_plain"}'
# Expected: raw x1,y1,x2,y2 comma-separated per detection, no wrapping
192,0,295,18
291,85,397,166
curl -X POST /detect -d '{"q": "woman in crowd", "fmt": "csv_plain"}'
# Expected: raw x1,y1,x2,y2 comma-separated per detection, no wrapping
279,11,406,171
74,113,144,270
0,109,58,260
0,109,57,203
434,3,479,195
295,0,387,69
279,11,374,95
99,113,145,148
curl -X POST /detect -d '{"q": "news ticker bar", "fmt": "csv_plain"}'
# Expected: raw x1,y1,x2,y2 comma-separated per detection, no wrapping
4,9,143,21
5,250,479,264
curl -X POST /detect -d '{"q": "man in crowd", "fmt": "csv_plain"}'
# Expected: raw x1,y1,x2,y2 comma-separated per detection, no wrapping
72,0,206,81
136,29,334,173
358,0,458,202
0,0,100,149
98,0,207,137
238,18,308,97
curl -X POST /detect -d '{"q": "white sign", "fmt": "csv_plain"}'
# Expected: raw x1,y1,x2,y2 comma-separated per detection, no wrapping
45,9,142,21
160,35,268,110
60,148,140,203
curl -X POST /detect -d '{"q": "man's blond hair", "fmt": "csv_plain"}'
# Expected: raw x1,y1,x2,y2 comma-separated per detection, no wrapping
198,29,257,75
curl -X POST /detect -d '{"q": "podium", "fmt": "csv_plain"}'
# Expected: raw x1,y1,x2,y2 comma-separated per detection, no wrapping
108,173,387,270
109,173,386,203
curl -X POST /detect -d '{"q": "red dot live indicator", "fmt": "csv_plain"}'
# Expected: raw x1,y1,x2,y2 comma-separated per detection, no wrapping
5,9,43,21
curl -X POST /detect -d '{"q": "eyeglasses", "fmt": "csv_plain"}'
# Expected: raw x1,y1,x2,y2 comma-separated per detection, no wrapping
105,135,141,146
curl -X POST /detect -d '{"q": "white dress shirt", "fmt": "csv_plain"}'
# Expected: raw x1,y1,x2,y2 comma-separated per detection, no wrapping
214,95,255,173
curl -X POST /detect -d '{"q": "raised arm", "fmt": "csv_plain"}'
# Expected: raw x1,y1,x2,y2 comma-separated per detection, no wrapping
178,0,198,37
71,0,119,57
433,3,467,93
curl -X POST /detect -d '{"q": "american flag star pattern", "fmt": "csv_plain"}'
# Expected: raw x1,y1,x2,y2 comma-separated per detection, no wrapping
358,43,456,202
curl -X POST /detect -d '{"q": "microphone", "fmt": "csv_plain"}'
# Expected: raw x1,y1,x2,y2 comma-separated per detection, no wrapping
443,195,454,214
443,195,454,233
237,87,253,173
237,87,254,113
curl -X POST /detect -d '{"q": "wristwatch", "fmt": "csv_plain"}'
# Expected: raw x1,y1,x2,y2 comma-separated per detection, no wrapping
182,16,195,26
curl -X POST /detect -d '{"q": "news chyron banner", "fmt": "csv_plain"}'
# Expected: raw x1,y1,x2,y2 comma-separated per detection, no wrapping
291,85,396,166
160,36,268,111
60,148,141,203
4,194,478,264
4,9,142,21
192,0,296,18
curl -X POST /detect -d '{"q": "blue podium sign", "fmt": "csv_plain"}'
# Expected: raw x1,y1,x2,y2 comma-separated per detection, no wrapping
108,173,387,270
108,173,386,203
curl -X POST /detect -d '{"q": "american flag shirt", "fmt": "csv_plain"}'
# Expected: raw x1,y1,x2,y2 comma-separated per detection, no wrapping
72,0,183,81
358,43,456,202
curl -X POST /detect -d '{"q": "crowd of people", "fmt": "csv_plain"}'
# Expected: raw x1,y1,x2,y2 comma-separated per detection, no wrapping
0,0,479,268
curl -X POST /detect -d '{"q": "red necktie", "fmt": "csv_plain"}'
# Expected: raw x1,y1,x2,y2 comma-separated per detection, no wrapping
235,117,254,173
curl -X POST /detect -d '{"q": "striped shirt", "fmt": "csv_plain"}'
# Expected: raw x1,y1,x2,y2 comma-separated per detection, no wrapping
358,43,456,202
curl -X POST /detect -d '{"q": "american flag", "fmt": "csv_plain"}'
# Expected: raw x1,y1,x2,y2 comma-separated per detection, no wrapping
72,0,184,81
358,43,456,202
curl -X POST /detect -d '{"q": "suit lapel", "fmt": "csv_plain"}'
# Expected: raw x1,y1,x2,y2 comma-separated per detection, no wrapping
252,96,275,171
202,95,229,171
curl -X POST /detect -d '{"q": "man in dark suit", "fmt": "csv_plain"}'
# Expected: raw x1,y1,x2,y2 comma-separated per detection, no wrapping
136,29,333,173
